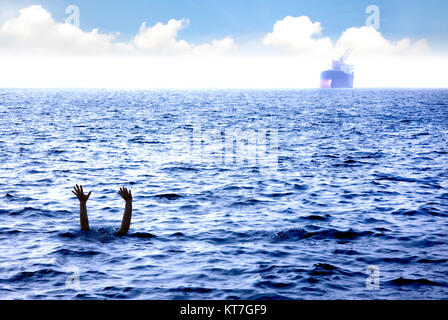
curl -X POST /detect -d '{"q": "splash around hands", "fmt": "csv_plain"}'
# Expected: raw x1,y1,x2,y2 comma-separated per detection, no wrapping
72,184,91,203
72,185,134,235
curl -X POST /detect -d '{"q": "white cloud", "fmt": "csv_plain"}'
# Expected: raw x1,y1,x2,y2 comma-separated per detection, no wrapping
0,5,237,56
262,16,430,59
193,37,237,55
336,26,430,56
0,6,445,88
258,15,443,88
129,20,237,55
262,16,333,56
0,5,115,54
130,19,191,53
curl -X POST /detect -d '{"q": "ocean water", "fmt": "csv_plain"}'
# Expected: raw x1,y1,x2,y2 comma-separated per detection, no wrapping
0,88,447,300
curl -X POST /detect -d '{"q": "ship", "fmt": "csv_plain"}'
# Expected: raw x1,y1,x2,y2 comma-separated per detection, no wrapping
320,49,354,88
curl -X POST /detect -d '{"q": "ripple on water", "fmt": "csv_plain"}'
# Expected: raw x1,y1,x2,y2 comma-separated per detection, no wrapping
272,228,374,242
0,89,448,299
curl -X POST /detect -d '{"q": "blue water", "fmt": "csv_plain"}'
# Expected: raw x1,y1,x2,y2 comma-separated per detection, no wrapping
0,89,447,300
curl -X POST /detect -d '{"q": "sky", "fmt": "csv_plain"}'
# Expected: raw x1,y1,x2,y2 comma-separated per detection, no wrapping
0,0,447,88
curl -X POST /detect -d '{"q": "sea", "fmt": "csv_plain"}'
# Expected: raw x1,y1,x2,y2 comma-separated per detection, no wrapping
0,88,447,299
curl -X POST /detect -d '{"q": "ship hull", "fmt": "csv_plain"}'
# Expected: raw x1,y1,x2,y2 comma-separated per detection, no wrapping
320,70,354,88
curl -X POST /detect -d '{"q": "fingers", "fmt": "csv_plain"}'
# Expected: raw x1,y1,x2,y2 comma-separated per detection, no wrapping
74,185,132,201
73,185,91,202
74,185,82,194
118,187,132,200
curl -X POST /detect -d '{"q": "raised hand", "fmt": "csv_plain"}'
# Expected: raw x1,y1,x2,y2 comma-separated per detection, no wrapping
118,187,132,203
72,184,92,203
72,185,91,231
117,187,133,236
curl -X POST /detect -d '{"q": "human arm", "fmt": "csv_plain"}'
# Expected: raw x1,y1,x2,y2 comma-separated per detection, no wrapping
72,185,91,231
116,187,133,235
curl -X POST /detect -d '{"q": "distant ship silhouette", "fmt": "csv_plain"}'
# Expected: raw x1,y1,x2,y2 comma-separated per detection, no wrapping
320,49,354,88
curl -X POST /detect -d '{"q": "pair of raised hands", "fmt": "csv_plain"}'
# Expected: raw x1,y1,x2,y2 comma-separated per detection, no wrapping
72,185,132,203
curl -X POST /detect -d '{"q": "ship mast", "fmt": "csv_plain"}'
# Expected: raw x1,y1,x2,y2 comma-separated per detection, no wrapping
332,48,352,70
341,48,352,63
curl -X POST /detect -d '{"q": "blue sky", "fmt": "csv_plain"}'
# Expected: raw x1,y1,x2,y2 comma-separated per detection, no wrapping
1,0,447,49
0,1,447,88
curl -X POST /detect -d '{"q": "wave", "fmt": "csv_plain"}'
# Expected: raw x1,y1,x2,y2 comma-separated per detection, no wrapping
272,228,374,242
57,228,156,241
0,228,21,235
7,269,65,282
155,193,183,200
388,277,444,287
52,248,101,256
255,280,295,289
230,199,265,206
299,214,332,221
392,206,447,217
333,249,361,255
309,263,343,276
0,207,71,217
131,232,156,239
246,293,293,300
374,173,421,183
418,258,448,264
169,286,214,294
3,193,34,203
